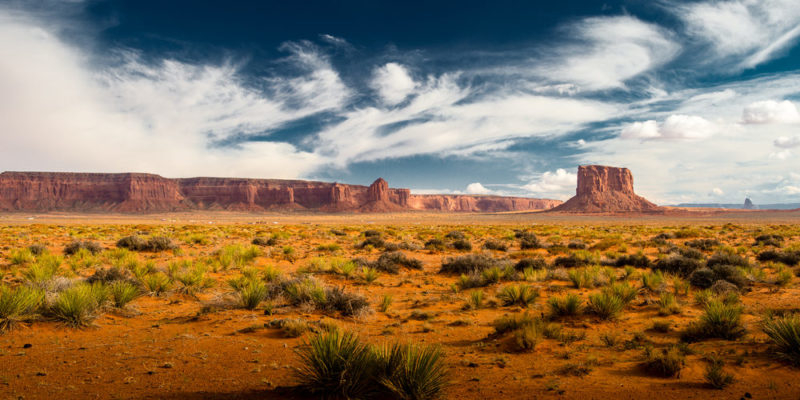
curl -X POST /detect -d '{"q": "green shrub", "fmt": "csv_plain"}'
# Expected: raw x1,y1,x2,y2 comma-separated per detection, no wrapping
642,346,684,378
606,282,637,305
295,330,378,399
758,250,800,266
9,248,35,265
379,294,393,313
483,239,508,252
48,283,106,327
654,255,702,277
587,292,624,320
282,319,310,337
681,300,745,342
109,281,140,308
363,267,380,284
142,273,172,295
64,240,102,255
440,254,508,274
451,239,472,251
762,314,800,365
466,290,484,310
0,285,44,331
497,284,538,307
492,313,536,335
234,278,269,310
514,257,547,271
376,342,448,400
615,254,651,268
657,293,681,316
704,358,734,389
514,324,541,351
372,252,423,273
568,267,598,289
548,294,583,317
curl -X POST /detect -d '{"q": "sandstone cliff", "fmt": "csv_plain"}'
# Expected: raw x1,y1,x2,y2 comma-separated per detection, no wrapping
551,165,660,213
0,172,560,213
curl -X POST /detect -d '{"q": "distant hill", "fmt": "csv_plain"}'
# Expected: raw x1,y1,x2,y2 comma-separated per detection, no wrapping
675,202,800,210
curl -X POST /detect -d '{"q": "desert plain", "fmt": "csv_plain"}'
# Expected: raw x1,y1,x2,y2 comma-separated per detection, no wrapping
0,210,799,399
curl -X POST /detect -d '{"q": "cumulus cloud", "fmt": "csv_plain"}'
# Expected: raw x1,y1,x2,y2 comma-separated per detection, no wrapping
774,136,800,148
742,100,800,124
676,0,800,69
465,182,492,195
370,63,417,106
620,115,717,141
522,169,577,199
710,187,724,196
537,16,679,90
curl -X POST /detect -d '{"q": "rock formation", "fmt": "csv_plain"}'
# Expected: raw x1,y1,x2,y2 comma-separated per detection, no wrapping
551,165,660,213
743,198,756,210
0,172,561,213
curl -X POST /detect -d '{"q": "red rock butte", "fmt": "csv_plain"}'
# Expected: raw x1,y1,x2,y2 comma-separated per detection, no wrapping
551,165,660,213
0,172,562,213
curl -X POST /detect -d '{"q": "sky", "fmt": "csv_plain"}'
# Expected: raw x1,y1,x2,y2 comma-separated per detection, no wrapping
1,0,799,205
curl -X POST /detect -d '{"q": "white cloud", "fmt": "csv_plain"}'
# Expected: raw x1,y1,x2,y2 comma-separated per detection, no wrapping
537,16,679,90
742,100,800,124
710,187,724,196
769,150,793,160
370,63,417,106
774,136,800,148
676,0,800,69
621,115,717,141
0,10,341,178
465,182,492,195
522,169,577,200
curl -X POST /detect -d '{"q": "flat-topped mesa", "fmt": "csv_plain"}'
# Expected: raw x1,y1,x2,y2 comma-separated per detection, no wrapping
0,171,560,213
552,165,660,213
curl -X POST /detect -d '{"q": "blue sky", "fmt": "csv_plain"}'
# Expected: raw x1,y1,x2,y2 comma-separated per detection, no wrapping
1,0,799,204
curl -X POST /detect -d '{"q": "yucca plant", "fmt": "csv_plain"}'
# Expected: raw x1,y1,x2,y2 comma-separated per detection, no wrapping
642,346,684,378
0,285,44,332
567,267,597,289
379,294,393,313
236,278,269,310
587,292,624,320
363,267,380,284
376,343,448,399
682,300,745,342
548,293,583,317
9,248,35,265
513,323,541,351
657,292,681,316
142,273,172,296
466,290,484,310
704,357,734,389
22,260,60,287
48,283,106,327
605,282,637,305
497,284,539,307
641,270,665,292
295,330,379,399
762,314,800,365
175,266,211,296
109,281,141,308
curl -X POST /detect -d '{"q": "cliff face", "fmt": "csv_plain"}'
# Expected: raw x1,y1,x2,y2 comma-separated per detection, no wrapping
0,172,559,213
551,165,660,213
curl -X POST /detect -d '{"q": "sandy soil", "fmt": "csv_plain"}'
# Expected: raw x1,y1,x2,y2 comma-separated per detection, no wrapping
1,211,799,399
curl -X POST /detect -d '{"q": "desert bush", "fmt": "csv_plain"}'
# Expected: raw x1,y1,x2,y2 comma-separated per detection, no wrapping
444,231,466,240
518,232,541,249
116,235,148,251
553,252,595,268
514,324,541,351
216,244,260,269
482,239,508,252
451,239,472,251
762,314,800,366
758,250,800,266
642,346,684,378
707,251,749,269
440,254,508,274
48,283,107,327
492,313,536,335
362,267,379,284
251,236,277,246
654,255,703,277
754,234,783,247
685,239,720,251
567,240,586,249
641,270,666,292
175,265,212,296
27,244,48,256
677,247,705,259
497,284,539,307
363,230,381,237
704,358,734,389
568,267,599,289
548,294,583,317
514,257,547,271
282,319,310,337
681,300,745,342
587,292,624,320
615,253,651,268
711,264,748,288
423,238,446,251
317,243,342,252
9,248,35,265
108,281,140,308
0,285,44,332
689,267,716,288
86,266,134,285
372,251,423,273
22,259,61,286
325,286,370,316
64,240,102,255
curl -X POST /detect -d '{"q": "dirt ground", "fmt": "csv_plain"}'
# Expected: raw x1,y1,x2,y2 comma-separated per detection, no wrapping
1,210,800,399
